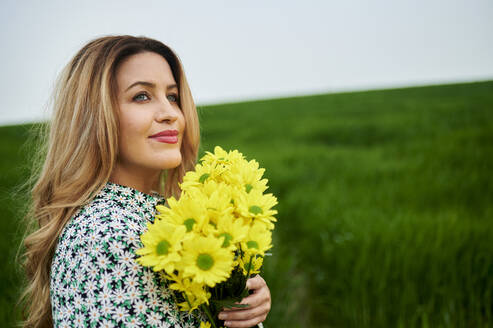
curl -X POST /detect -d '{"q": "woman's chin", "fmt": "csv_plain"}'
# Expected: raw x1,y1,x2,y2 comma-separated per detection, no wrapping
157,153,182,170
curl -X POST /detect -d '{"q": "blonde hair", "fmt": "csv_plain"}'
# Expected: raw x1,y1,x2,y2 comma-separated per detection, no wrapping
16,35,200,328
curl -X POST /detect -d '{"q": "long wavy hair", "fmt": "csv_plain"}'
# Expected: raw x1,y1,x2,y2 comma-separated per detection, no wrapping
16,35,200,328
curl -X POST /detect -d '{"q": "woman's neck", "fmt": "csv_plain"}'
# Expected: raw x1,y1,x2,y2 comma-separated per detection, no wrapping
109,163,161,195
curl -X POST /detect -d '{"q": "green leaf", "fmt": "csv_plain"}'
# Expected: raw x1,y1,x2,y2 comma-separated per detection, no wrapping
199,173,210,183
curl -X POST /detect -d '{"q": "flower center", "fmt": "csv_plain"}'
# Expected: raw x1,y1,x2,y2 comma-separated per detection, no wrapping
219,233,233,247
184,218,196,232
156,240,171,255
249,205,263,215
197,253,214,270
247,240,259,249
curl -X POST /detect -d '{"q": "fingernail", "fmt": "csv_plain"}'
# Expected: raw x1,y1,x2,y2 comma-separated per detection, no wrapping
224,321,231,327
218,313,227,320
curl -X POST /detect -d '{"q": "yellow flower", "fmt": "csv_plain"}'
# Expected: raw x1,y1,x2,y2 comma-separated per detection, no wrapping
215,215,249,248
200,322,211,328
241,222,273,256
202,181,235,229
239,254,264,275
135,220,186,274
198,180,232,199
180,160,225,190
181,235,235,287
167,272,210,312
201,146,245,167
225,158,268,194
237,189,278,230
157,191,209,234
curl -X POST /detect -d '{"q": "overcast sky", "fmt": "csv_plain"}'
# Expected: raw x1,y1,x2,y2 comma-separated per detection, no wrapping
0,0,492,125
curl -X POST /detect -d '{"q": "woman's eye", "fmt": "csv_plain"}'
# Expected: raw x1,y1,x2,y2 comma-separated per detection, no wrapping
167,94,179,103
133,92,150,102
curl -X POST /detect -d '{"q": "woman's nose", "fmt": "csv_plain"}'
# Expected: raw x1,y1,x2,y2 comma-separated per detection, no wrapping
156,96,178,122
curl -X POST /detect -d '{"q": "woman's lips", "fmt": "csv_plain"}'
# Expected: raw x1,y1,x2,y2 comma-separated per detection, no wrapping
149,129,179,144
152,136,178,144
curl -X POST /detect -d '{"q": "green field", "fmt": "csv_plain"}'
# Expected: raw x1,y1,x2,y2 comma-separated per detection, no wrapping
2,80,492,327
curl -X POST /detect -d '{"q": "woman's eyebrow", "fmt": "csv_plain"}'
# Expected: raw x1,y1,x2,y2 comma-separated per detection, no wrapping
125,81,178,92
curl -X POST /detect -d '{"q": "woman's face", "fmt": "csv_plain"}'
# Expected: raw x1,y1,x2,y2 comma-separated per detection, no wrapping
114,51,185,179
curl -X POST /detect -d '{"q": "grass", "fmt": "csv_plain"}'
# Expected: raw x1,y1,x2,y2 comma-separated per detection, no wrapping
1,80,492,327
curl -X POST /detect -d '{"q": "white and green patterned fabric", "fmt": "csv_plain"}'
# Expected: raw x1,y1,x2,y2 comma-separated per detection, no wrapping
50,181,203,327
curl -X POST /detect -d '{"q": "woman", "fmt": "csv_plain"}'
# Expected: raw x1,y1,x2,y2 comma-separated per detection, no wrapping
18,35,271,328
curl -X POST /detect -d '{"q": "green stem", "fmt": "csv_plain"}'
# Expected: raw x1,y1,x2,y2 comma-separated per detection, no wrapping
246,255,254,280
201,304,219,328
239,244,244,258
184,294,193,310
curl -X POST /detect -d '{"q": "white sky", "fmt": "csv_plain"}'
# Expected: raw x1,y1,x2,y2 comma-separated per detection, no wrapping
0,0,492,125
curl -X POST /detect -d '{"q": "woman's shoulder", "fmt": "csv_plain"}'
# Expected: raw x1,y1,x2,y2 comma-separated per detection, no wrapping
69,194,148,233
51,203,141,279
53,184,157,262
51,181,165,271
49,185,202,327
61,181,163,241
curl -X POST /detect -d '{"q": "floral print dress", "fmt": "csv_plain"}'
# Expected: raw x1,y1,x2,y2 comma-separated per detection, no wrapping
50,181,204,328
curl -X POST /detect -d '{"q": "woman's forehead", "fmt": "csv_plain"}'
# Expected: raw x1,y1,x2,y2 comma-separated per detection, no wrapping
116,52,176,90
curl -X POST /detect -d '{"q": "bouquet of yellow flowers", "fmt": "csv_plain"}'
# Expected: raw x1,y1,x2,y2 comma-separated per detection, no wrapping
136,146,277,327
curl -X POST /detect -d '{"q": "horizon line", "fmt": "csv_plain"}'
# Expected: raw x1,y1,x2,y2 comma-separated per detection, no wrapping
1,77,492,127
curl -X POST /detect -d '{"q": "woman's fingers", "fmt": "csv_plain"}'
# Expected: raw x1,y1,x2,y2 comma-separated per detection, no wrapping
221,276,270,312
221,292,264,311
246,275,265,290
241,286,270,308
219,302,269,321
223,276,270,312
218,275,271,327
224,316,266,328
224,315,267,328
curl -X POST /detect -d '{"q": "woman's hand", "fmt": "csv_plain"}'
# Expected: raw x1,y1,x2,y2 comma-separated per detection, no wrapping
218,275,271,327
